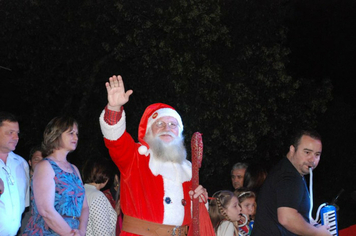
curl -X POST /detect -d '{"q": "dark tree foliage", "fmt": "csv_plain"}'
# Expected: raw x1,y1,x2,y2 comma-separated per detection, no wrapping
1,0,332,192
0,0,117,165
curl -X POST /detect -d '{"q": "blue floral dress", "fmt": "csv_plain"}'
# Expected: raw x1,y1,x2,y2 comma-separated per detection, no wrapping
23,158,85,235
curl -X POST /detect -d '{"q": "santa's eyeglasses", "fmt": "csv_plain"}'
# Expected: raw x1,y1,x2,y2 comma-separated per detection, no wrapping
154,121,178,129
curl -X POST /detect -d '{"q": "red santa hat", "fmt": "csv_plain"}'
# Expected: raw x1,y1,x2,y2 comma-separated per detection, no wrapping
137,103,183,155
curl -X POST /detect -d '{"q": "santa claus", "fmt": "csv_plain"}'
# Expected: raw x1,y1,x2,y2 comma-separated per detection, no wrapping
99,75,208,236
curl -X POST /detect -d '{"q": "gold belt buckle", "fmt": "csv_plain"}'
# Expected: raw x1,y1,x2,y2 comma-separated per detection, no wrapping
172,226,181,236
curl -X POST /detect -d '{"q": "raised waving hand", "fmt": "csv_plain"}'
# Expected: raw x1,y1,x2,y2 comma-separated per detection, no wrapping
105,75,133,111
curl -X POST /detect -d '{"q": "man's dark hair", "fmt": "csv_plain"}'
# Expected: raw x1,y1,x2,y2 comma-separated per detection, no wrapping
0,112,18,126
243,163,268,193
29,145,44,161
291,129,322,151
82,159,113,184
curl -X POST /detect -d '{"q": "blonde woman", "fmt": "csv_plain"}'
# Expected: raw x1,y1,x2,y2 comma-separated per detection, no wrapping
24,116,89,236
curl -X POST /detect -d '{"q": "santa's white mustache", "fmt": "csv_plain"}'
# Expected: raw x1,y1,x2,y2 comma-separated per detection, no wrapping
157,131,177,138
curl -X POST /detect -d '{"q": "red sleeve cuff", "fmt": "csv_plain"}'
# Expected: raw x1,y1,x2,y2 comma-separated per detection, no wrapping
104,106,124,125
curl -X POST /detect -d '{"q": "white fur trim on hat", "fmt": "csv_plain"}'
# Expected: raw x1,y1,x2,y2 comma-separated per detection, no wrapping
138,145,149,156
146,108,183,135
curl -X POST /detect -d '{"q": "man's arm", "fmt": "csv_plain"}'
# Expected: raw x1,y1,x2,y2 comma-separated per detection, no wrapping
22,157,30,207
105,75,133,112
278,207,332,236
0,178,4,196
100,75,133,141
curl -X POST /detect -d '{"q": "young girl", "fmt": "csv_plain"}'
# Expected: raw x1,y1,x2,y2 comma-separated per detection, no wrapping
235,189,256,235
209,190,249,236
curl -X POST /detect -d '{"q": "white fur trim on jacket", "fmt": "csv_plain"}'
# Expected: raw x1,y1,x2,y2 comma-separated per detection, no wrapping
99,109,126,141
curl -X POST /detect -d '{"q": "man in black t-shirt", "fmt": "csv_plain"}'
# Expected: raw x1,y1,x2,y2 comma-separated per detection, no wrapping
252,130,332,236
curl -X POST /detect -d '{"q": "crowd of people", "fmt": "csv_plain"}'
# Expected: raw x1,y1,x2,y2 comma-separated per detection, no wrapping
0,74,334,236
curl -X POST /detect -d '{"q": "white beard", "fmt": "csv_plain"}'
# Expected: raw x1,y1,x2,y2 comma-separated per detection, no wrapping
144,130,187,164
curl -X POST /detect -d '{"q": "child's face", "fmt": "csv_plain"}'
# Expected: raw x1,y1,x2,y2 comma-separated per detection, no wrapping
225,196,241,222
240,197,256,217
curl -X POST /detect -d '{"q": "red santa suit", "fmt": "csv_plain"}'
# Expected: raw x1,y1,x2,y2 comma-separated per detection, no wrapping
99,103,192,236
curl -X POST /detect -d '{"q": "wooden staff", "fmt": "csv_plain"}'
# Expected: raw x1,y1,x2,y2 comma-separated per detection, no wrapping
190,132,203,236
